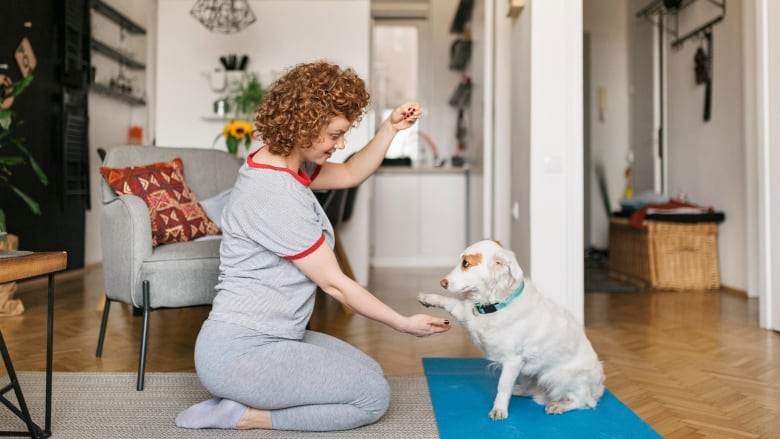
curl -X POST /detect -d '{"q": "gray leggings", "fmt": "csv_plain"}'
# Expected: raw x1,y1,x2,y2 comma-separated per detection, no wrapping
193,319,390,431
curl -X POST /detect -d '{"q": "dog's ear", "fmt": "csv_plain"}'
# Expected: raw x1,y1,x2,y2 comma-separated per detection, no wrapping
490,248,522,289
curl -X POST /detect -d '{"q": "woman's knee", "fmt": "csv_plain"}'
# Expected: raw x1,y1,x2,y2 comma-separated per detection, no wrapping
362,376,391,422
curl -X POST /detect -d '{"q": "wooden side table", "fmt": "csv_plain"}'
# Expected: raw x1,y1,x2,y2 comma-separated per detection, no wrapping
0,250,67,438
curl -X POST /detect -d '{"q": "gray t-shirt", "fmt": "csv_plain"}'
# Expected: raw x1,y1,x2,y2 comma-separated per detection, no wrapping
209,152,334,339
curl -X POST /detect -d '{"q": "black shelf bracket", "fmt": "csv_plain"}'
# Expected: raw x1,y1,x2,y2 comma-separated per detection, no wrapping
671,3,725,49
91,38,146,70
91,83,146,106
636,0,725,49
91,0,147,35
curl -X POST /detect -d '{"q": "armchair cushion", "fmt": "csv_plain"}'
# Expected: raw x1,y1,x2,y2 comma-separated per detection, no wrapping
100,158,220,247
199,188,232,229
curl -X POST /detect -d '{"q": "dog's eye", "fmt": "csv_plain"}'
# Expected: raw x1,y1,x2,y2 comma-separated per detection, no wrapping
462,260,470,268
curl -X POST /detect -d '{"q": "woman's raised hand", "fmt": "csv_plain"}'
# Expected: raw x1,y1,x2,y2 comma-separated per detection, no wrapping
389,102,422,132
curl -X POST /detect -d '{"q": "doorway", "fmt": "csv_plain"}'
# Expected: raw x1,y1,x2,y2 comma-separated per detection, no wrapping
583,7,665,250
372,22,421,162
582,3,665,292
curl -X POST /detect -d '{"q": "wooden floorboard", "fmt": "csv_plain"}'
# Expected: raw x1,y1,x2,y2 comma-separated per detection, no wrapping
1,264,779,437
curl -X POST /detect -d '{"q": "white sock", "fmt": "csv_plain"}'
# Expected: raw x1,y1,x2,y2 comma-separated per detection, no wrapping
175,397,248,429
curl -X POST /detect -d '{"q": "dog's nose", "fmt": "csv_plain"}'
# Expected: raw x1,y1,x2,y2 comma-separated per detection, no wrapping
440,279,448,289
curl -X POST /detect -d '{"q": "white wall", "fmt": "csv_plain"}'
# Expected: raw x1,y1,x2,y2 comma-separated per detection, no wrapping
156,0,370,151
767,0,780,330
665,1,746,290
583,0,631,250
749,0,780,329
506,0,584,322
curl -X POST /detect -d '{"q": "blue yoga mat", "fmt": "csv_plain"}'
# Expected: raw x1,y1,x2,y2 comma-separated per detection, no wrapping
423,357,661,439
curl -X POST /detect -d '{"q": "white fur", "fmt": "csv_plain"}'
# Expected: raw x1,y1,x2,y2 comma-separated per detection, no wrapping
417,240,605,420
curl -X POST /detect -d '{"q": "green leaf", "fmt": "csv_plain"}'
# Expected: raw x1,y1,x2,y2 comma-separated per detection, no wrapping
0,209,6,233
230,73,266,120
213,131,224,145
226,136,238,155
5,75,33,98
0,156,25,167
9,185,41,215
0,74,44,218
0,109,11,131
9,137,47,185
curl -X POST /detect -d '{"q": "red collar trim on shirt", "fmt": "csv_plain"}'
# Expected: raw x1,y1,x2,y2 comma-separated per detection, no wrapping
246,150,320,187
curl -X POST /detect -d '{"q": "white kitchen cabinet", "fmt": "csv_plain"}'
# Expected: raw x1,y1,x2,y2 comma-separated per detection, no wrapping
371,167,468,267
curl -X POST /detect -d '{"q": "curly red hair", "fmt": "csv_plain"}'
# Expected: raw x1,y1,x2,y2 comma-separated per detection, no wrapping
254,61,370,156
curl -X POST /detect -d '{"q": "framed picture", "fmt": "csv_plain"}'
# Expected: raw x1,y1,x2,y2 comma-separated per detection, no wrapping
15,37,37,78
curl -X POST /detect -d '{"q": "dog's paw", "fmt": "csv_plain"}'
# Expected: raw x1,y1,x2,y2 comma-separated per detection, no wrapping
488,407,508,420
544,401,569,415
416,293,437,308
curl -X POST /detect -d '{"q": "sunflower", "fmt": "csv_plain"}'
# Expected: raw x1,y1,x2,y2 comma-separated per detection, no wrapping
229,120,253,139
215,119,254,155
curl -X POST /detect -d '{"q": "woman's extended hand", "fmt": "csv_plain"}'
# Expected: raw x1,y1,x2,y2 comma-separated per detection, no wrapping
402,314,451,337
389,101,422,132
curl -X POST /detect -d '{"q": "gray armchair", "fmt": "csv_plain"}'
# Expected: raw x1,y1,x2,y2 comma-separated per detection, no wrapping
96,145,241,390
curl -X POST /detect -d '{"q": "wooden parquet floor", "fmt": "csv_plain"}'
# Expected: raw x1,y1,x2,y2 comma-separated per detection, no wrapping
1,264,779,438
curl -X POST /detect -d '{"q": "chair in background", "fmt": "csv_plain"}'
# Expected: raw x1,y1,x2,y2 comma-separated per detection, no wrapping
96,145,241,390
316,186,358,281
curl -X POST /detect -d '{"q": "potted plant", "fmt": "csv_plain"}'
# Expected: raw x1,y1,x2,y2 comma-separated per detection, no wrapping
216,119,254,156
230,72,266,121
214,72,266,156
0,74,48,235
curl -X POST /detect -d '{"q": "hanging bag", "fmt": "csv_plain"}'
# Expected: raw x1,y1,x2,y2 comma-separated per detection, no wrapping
449,38,472,71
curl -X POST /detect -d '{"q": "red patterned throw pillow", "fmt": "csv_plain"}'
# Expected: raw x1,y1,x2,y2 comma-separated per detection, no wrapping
99,158,221,247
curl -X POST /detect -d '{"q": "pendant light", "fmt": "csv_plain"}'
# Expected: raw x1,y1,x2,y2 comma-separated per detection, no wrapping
190,0,257,34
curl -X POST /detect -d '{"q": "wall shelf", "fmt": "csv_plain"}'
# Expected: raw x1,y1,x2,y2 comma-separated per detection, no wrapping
90,83,146,106
89,2,147,106
91,0,146,34
201,114,231,122
91,39,145,69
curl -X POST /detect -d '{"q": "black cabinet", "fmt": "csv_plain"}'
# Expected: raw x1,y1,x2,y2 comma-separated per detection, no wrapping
0,0,90,270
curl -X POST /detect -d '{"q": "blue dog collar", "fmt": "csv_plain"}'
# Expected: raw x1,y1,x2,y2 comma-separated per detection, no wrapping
474,280,525,315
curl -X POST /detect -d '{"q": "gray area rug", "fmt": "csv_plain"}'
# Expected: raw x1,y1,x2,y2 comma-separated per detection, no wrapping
585,267,639,293
1,372,439,438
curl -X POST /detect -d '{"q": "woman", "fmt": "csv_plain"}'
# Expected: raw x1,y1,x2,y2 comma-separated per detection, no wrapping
175,61,451,432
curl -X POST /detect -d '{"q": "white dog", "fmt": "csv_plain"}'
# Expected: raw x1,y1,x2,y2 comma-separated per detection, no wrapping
417,240,604,420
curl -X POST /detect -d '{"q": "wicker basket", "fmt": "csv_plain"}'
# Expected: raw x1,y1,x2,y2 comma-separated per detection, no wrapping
607,217,721,290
